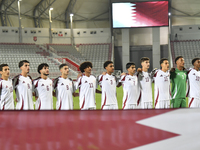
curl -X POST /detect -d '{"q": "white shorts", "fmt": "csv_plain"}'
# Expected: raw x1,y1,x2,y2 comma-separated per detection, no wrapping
101,104,118,110
139,102,153,109
1,101,15,110
154,100,170,109
123,104,137,110
81,107,96,110
188,97,200,108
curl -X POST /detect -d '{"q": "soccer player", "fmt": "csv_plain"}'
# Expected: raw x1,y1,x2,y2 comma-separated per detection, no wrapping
76,62,101,110
137,57,154,109
170,56,187,108
33,63,53,110
0,64,14,110
53,64,78,110
98,61,118,110
119,62,140,109
153,58,171,109
186,58,200,108
13,60,34,110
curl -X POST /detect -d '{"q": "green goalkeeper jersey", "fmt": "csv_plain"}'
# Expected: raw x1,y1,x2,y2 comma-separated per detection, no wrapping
170,68,187,99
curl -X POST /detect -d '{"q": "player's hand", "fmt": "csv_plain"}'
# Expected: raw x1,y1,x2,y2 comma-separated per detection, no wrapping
170,67,175,72
77,73,83,79
15,98,18,102
121,72,126,76
102,72,106,75
137,68,142,73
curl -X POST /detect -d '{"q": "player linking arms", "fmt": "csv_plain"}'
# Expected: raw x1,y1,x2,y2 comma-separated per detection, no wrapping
0,64,14,110
98,61,118,110
76,62,101,110
53,64,78,110
33,63,53,110
170,56,187,108
137,57,155,109
119,62,140,109
153,58,171,109
186,58,200,108
13,60,34,110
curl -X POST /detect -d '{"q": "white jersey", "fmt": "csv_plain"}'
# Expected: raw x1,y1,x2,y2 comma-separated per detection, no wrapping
13,74,34,110
153,70,171,107
54,77,75,110
76,75,96,110
186,68,200,99
138,71,153,103
98,74,118,109
119,74,140,108
0,78,14,110
33,77,53,110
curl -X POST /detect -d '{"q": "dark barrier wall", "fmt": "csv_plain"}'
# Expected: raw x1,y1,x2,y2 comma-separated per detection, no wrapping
0,110,178,150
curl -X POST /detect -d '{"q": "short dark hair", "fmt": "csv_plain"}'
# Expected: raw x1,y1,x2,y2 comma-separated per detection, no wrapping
140,57,150,63
104,61,113,69
0,64,8,71
160,58,168,65
79,61,92,73
37,63,49,74
192,58,200,65
175,56,183,64
19,60,29,68
126,62,135,70
59,63,68,70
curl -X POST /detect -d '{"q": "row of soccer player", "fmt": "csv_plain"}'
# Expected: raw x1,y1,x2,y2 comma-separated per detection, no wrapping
0,56,199,110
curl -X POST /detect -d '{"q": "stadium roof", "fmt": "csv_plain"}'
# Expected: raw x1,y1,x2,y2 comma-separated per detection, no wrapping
0,0,200,28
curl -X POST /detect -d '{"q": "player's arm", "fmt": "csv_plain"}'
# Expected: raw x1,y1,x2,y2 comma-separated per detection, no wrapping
96,89,102,94
117,73,126,87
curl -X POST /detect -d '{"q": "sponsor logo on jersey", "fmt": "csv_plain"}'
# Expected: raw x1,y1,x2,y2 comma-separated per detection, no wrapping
23,81,25,83
160,75,163,77
193,73,195,75
129,78,131,81
61,83,64,85
6,85,8,88
41,84,44,86
85,81,88,83
106,78,108,80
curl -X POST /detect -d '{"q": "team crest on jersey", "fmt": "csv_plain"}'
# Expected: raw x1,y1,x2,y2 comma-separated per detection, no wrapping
160,75,163,77
106,78,108,80
61,83,64,85
193,73,195,75
85,81,88,83
41,84,44,86
129,78,131,81
6,85,8,88
23,81,25,83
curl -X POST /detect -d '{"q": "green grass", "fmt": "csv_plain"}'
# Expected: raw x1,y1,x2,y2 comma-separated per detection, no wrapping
13,84,188,109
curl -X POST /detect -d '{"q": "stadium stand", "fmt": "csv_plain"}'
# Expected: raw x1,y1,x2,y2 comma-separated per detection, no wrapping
171,40,200,68
45,43,112,73
0,43,77,79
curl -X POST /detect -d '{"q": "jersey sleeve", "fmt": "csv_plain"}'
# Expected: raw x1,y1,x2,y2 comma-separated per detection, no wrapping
98,75,103,86
53,78,59,91
33,79,39,97
12,75,19,89
119,75,126,83
76,77,82,90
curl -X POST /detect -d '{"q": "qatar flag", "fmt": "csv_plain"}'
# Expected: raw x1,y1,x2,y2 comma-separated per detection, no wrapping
112,1,168,28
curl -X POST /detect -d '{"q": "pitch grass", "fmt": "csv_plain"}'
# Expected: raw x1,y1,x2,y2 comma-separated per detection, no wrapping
13,84,188,110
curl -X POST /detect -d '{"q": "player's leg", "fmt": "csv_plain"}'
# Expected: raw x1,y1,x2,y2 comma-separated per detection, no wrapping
180,98,186,108
188,97,195,108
